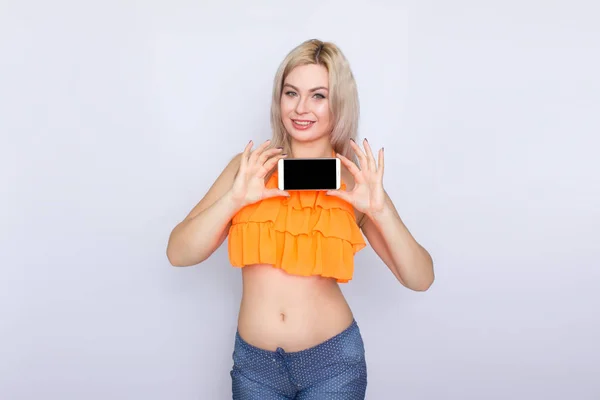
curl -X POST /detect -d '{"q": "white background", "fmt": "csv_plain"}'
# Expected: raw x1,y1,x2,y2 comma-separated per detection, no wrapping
2,0,599,399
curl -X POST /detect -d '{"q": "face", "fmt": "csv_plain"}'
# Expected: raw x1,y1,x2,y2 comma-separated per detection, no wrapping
280,64,333,144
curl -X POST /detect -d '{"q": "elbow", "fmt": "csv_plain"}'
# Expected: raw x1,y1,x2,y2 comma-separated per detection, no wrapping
166,240,191,267
413,251,434,291
166,243,206,267
166,246,185,267
403,254,435,292
395,271,434,292
410,275,434,292
402,272,434,292
166,226,194,267
166,228,181,266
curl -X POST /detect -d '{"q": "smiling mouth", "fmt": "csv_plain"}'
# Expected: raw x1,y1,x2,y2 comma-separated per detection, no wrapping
292,119,316,127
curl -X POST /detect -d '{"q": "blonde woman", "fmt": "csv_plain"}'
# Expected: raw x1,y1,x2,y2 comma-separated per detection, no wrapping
167,39,434,399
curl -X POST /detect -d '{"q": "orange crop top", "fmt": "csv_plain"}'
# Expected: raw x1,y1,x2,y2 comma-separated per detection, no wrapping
227,170,366,283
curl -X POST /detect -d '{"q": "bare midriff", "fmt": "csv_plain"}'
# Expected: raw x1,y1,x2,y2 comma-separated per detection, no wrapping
236,263,354,352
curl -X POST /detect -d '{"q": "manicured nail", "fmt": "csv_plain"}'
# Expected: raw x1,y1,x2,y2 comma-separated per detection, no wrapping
364,138,368,142
350,138,355,142
282,153,287,156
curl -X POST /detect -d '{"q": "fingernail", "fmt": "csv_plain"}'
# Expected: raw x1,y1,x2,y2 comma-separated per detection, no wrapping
350,138,355,142
277,146,283,149
365,138,368,142
282,153,288,156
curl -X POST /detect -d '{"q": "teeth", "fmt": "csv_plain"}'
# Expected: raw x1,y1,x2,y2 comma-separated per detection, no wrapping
294,121,313,126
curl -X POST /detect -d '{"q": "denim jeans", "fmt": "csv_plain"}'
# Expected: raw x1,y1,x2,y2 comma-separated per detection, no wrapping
230,319,367,399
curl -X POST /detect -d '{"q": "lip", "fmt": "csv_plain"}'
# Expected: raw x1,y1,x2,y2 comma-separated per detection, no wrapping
291,119,316,130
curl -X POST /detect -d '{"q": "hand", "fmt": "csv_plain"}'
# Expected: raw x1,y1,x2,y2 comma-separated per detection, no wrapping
327,139,385,218
229,140,289,208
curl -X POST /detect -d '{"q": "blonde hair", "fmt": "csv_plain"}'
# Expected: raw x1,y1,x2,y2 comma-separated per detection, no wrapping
269,39,360,163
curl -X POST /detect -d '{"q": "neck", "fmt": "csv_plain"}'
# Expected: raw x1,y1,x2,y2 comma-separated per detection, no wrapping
290,137,333,159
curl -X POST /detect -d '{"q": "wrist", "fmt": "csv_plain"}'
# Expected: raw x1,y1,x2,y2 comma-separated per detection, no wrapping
224,189,247,212
367,203,394,225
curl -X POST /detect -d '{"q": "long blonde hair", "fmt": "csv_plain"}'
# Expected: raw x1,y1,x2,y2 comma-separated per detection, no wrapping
269,39,360,164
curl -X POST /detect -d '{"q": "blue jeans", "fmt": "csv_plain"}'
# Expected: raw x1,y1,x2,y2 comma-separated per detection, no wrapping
230,319,367,399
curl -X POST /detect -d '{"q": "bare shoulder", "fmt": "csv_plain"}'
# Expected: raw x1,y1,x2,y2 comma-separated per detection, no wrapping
228,152,244,179
181,152,243,221
209,151,244,189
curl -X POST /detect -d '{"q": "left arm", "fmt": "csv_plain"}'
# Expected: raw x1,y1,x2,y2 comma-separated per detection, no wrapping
360,191,434,291
329,138,434,291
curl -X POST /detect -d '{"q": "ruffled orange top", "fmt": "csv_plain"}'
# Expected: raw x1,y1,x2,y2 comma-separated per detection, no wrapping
227,170,366,283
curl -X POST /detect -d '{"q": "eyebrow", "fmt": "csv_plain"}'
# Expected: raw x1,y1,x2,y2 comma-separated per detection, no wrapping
283,83,329,92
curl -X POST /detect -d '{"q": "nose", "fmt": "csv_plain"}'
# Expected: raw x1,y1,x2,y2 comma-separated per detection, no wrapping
294,96,309,114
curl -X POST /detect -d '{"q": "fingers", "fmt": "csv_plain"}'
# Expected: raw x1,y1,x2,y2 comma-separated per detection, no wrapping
350,138,383,175
378,148,384,180
349,139,368,171
240,140,253,169
242,139,284,174
362,139,377,172
336,152,365,184
258,146,284,166
248,139,272,165
259,153,287,178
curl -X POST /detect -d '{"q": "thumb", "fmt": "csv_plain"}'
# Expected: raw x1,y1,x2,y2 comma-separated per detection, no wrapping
326,189,353,204
263,189,290,199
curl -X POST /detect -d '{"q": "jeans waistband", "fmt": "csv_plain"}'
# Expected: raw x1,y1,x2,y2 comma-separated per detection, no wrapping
235,318,359,358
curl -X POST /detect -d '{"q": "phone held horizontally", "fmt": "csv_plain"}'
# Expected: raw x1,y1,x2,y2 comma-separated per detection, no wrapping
277,158,341,191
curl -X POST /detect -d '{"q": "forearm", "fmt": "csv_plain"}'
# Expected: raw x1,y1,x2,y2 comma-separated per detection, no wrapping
369,196,434,291
167,191,241,266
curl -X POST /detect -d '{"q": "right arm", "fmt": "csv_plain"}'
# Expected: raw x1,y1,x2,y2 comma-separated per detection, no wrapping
166,140,287,267
166,153,243,267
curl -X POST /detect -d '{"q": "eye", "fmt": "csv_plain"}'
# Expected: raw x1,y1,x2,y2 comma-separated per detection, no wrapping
313,93,326,99
285,91,297,97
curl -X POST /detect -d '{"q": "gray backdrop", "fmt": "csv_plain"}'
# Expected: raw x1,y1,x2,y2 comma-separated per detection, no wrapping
2,1,599,399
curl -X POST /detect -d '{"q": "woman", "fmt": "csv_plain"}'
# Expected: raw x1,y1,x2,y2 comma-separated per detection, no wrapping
167,39,434,399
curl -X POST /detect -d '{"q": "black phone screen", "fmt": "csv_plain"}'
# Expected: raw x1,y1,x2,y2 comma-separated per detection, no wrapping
282,158,338,190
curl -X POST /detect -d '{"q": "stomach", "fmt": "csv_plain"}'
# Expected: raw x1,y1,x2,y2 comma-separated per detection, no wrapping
236,263,355,352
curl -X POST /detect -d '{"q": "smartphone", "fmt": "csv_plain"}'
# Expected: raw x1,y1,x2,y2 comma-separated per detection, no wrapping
277,158,341,191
